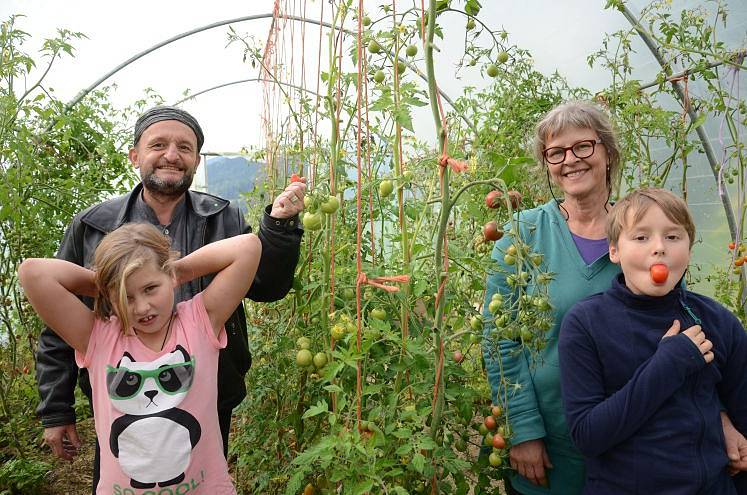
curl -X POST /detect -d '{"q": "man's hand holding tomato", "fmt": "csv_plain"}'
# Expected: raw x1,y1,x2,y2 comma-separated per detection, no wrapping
271,175,307,218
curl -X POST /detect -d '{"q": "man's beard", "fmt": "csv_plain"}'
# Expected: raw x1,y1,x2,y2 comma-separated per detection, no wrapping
142,168,194,197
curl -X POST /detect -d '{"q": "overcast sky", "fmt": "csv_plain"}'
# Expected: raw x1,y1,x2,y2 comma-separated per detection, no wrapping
2,1,631,154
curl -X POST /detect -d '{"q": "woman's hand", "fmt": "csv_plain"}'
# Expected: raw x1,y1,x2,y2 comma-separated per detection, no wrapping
722,411,747,474
510,438,553,487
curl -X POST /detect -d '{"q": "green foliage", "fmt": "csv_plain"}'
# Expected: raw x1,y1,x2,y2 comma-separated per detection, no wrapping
0,14,135,468
0,457,51,494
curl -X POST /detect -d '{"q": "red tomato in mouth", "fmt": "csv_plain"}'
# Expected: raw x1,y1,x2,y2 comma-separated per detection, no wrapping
650,264,669,284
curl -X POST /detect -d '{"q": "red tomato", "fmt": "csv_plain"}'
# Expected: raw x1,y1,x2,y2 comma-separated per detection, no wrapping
728,242,736,250
650,264,669,284
508,190,522,209
484,415,497,431
492,433,506,449
485,190,503,209
290,173,304,183
483,221,503,241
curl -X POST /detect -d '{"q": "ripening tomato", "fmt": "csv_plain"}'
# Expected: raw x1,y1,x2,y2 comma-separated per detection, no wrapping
492,433,506,449
483,221,503,241
491,405,502,417
485,190,503,209
508,190,522,208
484,415,497,431
650,264,669,284
453,350,464,363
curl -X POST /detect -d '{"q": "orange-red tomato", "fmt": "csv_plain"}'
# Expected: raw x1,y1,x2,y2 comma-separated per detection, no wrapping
650,264,669,284
484,415,497,431
492,433,506,449
290,173,304,183
729,242,736,250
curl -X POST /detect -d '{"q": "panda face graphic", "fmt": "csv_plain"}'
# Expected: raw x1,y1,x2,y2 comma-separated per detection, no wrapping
106,346,195,415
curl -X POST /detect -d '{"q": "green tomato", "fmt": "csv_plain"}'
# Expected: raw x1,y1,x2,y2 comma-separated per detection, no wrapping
405,44,418,57
396,61,406,74
331,324,346,340
469,315,483,332
296,336,311,350
488,299,502,315
302,211,322,230
296,349,313,367
374,70,385,83
486,64,499,78
489,452,503,467
362,15,372,26
371,307,387,321
368,39,381,54
379,180,394,197
466,18,476,30
320,195,340,214
503,254,516,265
313,352,328,369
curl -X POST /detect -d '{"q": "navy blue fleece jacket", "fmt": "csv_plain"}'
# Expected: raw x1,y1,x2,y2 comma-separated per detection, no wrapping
559,274,747,494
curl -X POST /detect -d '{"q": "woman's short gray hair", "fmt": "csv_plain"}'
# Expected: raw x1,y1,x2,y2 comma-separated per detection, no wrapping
533,100,621,194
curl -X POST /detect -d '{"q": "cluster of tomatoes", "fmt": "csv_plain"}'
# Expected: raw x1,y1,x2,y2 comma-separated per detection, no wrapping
295,336,328,373
482,189,522,242
729,242,747,268
479,406,509,467
301,193,340,231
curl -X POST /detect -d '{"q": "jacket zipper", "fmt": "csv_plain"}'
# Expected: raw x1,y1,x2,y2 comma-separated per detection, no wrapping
680,297,706,492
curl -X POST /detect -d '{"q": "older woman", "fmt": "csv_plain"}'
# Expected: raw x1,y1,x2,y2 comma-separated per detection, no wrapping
481,100,746,495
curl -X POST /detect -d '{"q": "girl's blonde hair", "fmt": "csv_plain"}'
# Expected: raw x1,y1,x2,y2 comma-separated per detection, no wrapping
92,223,179,332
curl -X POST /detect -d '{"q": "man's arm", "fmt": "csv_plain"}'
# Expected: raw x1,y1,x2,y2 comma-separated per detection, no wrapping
245,180,305,302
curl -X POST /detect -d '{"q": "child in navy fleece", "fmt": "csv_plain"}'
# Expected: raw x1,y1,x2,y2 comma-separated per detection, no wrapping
559,188,747,494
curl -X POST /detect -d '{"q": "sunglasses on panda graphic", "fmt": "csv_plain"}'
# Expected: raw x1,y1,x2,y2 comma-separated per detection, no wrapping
106,359,195,400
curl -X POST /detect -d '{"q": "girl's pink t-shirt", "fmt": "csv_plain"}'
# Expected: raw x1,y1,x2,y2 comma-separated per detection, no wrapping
76,292,236,495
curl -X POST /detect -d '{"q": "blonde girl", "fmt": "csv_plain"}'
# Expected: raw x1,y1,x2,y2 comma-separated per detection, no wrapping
20,223,260,494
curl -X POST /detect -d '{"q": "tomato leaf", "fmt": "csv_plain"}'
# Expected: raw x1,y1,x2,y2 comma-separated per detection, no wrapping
412,452,426,473
352,480,374,495
302,400,329,419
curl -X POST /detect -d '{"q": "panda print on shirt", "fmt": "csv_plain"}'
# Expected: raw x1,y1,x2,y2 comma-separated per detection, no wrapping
106,345,201,489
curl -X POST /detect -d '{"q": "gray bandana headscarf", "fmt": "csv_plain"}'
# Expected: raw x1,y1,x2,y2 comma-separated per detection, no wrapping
133,106,205,151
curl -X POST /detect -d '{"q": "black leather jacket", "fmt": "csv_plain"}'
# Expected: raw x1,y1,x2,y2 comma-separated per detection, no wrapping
35,183,302,426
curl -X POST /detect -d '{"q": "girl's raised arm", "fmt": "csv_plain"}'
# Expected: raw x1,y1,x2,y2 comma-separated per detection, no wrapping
18,259,96,354
174,234,261,335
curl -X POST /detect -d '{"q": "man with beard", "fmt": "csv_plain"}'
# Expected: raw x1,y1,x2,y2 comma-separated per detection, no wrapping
34,106,306,492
